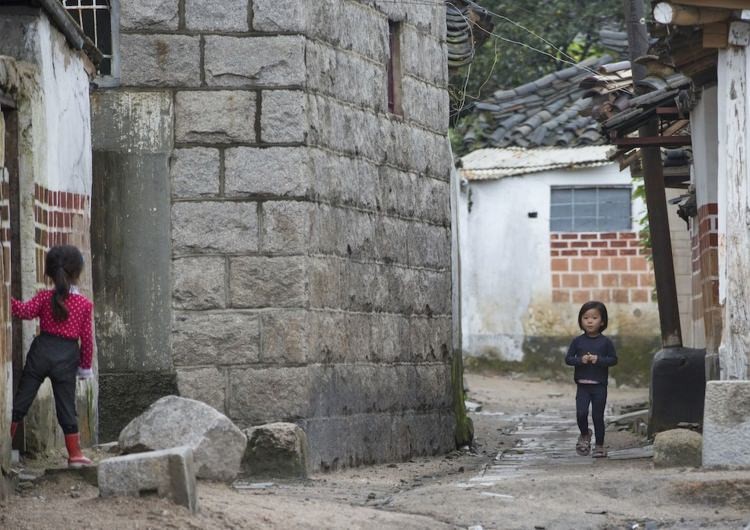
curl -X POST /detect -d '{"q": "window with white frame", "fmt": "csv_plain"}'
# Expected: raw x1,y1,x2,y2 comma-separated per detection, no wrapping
62,0,116,78
550,186,632,232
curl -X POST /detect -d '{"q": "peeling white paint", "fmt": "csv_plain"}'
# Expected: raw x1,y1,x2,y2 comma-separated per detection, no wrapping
717,30,750,381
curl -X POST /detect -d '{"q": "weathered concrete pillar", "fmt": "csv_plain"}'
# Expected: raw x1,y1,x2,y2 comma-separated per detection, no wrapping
717,21,750,381
91,91,176,442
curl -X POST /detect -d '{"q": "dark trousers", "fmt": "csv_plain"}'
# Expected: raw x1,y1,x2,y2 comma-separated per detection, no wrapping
576,383,607,446
12,334,80,435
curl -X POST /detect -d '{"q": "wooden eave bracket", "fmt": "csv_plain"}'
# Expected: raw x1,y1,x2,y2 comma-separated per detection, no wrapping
729,20,750,45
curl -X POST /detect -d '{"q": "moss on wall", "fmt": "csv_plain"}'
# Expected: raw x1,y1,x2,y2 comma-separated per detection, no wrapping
451,350,474,447
465,333,661,387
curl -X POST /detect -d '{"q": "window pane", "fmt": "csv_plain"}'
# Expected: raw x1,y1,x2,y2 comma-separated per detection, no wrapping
550,186,631,232
550,204,571,219
550,218,572,232
573,217,598,231
573,203,596,218
551,188,572,205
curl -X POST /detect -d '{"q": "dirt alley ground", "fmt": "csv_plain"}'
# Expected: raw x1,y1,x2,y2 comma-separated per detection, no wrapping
2,373,749,530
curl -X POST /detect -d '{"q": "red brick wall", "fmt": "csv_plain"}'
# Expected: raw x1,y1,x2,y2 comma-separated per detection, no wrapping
33,184,92,291
694,203,720,350
550,231,654,304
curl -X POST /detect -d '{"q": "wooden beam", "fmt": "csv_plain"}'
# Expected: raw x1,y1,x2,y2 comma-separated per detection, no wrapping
619,148,642,170
625,0,682,349
662,119,691,136
656,107,680,115
654,2,731,25
703,21,729,48
673,0,750,9
613,135,693,147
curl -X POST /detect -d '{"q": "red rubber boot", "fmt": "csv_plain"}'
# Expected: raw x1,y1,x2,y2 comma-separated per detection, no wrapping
64,433,93,468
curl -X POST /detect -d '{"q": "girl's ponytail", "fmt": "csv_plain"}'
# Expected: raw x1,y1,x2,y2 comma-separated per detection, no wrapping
45,245,84,322
52,266,70,321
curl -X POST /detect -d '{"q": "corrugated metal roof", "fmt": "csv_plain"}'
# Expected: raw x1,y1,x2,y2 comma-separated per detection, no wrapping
460,146,613,180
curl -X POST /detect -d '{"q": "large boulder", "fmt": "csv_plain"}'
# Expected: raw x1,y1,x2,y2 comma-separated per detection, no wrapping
653,428,702,468
242,422,309,478
119,395,246,481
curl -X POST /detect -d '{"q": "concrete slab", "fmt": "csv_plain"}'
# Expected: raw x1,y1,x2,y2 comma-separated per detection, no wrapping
703,380,750,468
98,446,198,513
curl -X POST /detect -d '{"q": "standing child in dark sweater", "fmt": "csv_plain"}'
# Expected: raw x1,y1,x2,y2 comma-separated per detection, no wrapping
565,301,618,458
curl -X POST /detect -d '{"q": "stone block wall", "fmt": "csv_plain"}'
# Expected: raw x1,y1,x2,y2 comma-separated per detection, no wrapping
97,0,456,466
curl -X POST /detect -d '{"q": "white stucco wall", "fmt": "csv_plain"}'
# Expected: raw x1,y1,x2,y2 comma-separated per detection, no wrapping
32,17,93,196
0,12,94,454
692,85,719,207
457,163,646,359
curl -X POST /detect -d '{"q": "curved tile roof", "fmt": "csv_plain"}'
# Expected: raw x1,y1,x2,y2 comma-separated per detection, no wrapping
460,55,615,151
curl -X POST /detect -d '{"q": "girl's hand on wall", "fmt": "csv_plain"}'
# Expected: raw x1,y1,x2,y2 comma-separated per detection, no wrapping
77,367,93,380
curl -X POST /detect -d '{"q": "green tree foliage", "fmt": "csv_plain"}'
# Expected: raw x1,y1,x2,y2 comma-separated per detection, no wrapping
450,0,624,110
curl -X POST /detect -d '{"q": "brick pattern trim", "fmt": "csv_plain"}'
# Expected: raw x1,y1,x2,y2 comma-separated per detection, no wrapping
550,231,654,304
33,184,91,287
693,203,720,349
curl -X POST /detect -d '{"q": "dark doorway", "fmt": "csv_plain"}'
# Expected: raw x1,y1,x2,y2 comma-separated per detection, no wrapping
2,99,23,450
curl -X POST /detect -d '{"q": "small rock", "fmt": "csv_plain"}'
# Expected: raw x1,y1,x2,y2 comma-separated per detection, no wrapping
242,423,309,478
653,428,702,468
367,492,376,500
465,401,482,413
387,463,398,468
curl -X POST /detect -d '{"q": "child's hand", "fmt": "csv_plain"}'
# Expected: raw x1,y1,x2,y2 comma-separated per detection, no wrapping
581,353,590,364
77,368,93,380
589,355,598,364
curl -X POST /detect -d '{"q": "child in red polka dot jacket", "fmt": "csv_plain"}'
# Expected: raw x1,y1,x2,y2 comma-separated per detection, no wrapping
9,245,94,467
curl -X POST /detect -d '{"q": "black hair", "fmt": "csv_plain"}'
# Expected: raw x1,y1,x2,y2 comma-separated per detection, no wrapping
45,245,84,321
577,300,608,332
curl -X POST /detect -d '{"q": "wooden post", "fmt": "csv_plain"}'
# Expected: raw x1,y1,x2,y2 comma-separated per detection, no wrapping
625,0,683,347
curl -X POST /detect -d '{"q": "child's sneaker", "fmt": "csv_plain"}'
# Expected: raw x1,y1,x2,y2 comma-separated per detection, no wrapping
576,429,592,456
